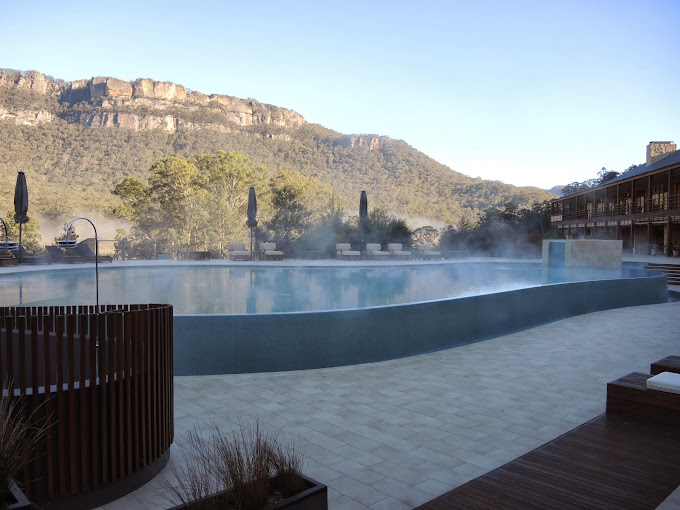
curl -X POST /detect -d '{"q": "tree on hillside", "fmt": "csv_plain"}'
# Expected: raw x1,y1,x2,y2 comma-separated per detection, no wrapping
266,170,337,252
112,152,268,256
561,167,620,196
193,151,269,253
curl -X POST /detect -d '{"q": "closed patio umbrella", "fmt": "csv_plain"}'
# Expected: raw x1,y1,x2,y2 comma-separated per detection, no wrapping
359,190,368,251
246,186,258,260
14,171,29,265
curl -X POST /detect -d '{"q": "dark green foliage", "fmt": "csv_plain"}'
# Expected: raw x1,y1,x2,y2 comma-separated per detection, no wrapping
365,208,413,247
561,167,622,196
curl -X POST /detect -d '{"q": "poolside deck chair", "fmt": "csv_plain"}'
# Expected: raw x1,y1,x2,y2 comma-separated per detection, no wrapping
259,242,284,261
229,242,252,261
415,243,442,260
13,245,52,265
46,245,88,263
76,242,113,263
387,243,411,260
336,243,361,260
0,256,19,267
365,243,391,260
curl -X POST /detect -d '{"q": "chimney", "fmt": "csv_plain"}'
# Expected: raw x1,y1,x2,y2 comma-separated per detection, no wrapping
646,141,676,166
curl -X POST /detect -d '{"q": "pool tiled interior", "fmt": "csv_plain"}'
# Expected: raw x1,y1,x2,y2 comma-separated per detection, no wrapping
100,300,680,510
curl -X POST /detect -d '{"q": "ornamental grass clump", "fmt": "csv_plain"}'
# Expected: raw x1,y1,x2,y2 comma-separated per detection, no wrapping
0,380,45,503
162,418,306,510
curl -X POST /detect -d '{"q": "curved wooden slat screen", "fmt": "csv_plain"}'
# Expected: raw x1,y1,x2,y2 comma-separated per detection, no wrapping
0,304,174,506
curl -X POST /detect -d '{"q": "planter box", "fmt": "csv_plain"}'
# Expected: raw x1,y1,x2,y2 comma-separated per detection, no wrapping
2,480,31,510
170,474,327,510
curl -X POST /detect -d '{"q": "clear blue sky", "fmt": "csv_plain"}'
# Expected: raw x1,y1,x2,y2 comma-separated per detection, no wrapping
2,0,678,189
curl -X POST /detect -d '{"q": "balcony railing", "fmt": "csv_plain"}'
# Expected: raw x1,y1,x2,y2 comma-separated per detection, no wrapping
552,194,680,222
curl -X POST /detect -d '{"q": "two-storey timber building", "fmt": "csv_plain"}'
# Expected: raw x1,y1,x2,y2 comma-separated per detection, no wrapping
550,141,680,256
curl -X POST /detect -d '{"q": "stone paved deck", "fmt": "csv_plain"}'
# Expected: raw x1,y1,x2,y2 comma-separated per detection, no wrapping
98,300,680,510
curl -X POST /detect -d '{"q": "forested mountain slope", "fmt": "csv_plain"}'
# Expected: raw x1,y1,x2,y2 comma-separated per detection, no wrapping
0,69,555,226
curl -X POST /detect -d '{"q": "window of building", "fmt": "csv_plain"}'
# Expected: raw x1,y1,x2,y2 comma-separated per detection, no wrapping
651,185,667,210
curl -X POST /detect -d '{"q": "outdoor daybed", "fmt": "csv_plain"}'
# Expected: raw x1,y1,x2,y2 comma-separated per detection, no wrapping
46,245,87,263
229,242,251,261
336,243,361,260
387,243,411,260
415,243,442,260
365,243,391,260
11,245,51,264
76,242,113,262
259,242,284,261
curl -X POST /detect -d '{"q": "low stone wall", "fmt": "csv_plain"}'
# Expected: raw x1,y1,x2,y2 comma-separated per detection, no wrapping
173,268,667,375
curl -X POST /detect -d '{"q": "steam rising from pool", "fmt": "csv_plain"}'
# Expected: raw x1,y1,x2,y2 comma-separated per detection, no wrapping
0,263,547,314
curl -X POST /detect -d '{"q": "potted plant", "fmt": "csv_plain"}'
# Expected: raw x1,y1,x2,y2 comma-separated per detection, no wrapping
161,419,327,510
0,382,44,510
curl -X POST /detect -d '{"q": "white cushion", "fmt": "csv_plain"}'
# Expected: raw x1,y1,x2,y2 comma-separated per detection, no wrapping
646,372,680,394
336,243,352,251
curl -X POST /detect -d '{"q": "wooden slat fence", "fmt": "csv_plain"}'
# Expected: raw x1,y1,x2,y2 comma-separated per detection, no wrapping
0,304,174,503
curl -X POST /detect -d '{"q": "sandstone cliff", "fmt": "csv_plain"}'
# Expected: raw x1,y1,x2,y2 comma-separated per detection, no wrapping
0,69,306,133
335,135,391,151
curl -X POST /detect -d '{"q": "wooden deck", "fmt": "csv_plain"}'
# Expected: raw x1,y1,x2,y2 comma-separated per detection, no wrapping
416,412,680,510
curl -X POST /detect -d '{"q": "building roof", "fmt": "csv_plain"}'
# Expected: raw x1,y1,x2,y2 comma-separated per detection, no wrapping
605,149,680,185
556,149,680,199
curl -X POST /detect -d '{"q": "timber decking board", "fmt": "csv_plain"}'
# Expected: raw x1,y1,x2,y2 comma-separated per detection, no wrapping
416,413,680,510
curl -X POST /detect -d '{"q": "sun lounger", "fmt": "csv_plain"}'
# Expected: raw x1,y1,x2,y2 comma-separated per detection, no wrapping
13,245,51,265
606,371,680,422
177,251,211,260
46,245,87,263
259,242,284,261
229,242,251,261
387,243,411,260
365,243,390,260
336,243,361,260
415,243,442,260
76,242,113,263
651,355,680,375
0,257,19,267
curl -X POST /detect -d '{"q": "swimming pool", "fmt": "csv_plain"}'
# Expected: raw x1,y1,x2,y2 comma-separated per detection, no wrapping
0,261,668,375
0,262,543,312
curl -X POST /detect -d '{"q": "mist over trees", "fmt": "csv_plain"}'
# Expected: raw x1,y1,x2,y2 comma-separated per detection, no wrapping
439,201,558,257
112,151,414,257
111,150,556,259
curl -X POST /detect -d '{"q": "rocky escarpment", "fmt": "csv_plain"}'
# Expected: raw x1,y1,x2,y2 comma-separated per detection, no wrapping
335,135,392,151
0,69,306,134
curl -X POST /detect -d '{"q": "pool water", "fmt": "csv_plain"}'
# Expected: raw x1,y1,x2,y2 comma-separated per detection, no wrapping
0,263,544,314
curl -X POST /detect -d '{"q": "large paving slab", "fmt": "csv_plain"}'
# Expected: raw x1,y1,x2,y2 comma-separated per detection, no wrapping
100,301,680,510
